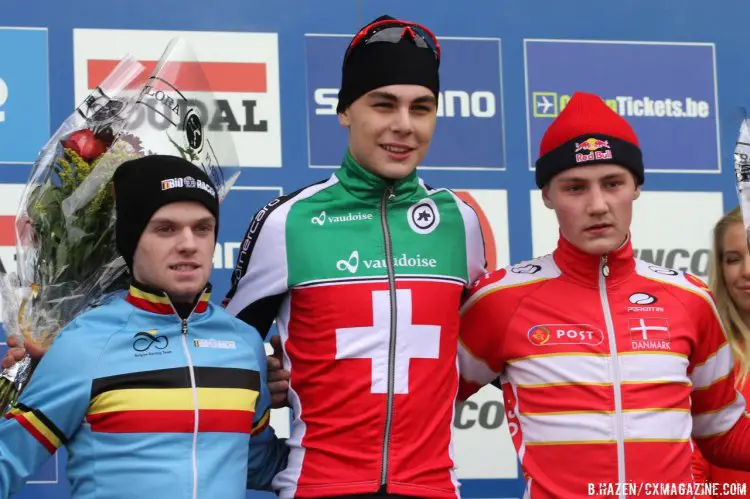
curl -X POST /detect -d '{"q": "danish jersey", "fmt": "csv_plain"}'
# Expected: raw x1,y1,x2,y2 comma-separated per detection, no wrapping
222,151,486,498
458,234,750,498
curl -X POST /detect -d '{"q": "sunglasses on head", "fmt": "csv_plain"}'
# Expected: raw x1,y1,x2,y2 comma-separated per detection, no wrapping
343,19,441,63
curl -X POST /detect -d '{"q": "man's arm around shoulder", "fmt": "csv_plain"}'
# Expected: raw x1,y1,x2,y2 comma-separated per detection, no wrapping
237,320,289,491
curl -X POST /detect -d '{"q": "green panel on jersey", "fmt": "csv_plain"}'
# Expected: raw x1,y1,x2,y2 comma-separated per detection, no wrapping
284,179,469,286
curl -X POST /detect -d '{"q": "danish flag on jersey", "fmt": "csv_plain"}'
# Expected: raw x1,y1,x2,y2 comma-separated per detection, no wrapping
628,317,670,341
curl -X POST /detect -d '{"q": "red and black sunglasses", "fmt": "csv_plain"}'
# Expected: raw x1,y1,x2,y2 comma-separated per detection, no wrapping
343,19,441,63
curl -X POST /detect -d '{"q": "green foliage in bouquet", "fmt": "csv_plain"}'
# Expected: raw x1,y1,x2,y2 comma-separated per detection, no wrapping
19,128,142,344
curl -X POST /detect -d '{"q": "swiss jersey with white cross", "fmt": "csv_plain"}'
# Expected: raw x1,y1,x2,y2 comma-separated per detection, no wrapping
222,155,488,499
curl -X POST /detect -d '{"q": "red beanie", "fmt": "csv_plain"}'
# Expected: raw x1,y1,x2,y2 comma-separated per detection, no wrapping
535,91,644,188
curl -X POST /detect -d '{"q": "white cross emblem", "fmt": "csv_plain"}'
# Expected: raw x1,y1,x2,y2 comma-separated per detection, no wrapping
629,318,669,341
335,289,441,394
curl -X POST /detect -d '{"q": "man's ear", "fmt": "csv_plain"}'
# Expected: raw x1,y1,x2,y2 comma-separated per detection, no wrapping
542,185,554,209
633,184,641,201
338,111,350,128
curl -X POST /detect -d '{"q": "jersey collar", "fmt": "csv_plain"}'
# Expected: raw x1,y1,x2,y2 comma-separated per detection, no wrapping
552,231,635,288
335,150,421,203
125,280,212,316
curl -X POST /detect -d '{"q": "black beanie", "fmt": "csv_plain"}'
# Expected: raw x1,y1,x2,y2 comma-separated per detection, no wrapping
114,154,220,270
336,15,440,113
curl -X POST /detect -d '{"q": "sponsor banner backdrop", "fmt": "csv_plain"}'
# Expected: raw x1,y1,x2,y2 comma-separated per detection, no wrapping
0,28,50,164
529,190,723,279
72,29,282,168
4,2,750,497
306,35,505,170
453,384,519,479
455,189,510,271
525,40,719,173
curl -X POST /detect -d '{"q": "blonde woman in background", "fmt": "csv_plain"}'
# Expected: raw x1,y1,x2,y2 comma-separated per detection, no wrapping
693,206,750,497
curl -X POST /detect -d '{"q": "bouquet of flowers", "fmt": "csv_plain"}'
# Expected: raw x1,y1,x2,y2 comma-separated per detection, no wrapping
0,38,239,415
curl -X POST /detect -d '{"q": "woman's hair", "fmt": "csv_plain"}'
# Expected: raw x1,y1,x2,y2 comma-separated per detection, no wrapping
709,206,750,387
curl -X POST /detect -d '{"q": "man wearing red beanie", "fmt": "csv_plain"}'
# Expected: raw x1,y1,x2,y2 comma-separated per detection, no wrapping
456,91,750,497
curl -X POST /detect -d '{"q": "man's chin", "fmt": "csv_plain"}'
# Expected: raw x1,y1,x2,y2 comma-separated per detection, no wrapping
166,284,205,303
590,241,623,256
574,234,625,256
381,163,418,180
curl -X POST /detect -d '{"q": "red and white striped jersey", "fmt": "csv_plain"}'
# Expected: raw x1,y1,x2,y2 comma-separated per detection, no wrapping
458,234,750,498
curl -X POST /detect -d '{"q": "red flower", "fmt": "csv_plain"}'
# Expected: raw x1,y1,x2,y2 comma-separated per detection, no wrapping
15,216,34,246
62,129,107,162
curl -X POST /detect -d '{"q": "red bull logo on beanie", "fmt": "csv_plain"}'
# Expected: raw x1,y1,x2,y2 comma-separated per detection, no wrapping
574,137,612,163
575,138,609,153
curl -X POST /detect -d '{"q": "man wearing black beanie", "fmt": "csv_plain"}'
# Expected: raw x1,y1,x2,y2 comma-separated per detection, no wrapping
0,154,290,497
114,156,219,283
222,15,486,499
112,154,221,313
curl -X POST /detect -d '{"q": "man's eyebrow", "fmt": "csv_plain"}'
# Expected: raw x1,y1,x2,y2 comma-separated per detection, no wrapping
557,176,588,183
148,216,215,225
366,91,436,105
557,173,626,183
412,95,437,105
367,91,399,101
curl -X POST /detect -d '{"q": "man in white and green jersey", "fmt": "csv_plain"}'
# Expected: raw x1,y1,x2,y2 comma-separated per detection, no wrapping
222,14,487,499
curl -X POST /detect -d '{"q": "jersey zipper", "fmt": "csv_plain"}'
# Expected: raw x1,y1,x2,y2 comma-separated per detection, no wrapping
598,255,626,499
379,185,397,486
172,304,200,499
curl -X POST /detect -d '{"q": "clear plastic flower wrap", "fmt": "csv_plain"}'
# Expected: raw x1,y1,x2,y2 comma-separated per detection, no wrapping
0,37,240,414
735,115,750,248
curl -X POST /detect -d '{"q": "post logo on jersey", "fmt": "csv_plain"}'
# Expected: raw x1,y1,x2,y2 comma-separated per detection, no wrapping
528,324,604,346
305,35,505,170
528,325,551,345
525,40,719,173
0,28,50,164
72,29,282,168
